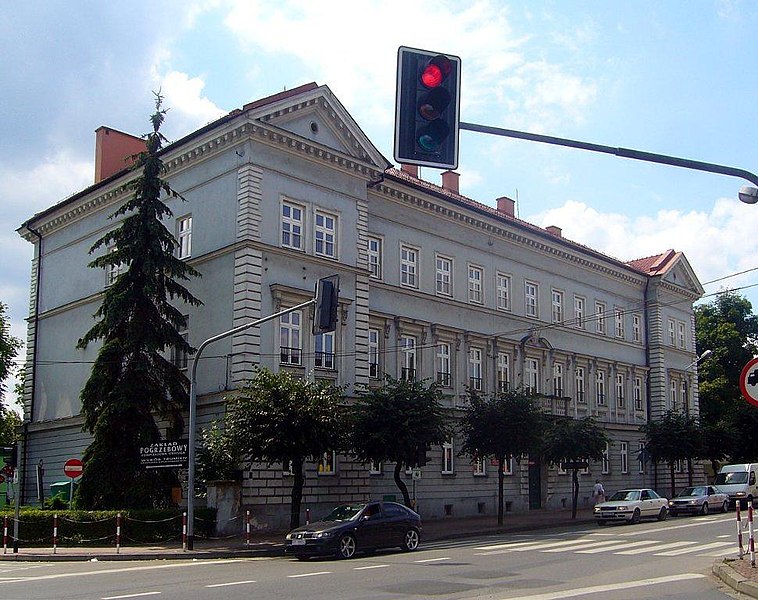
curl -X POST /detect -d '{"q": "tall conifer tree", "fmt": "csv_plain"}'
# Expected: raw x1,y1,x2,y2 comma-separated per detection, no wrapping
76,93,201,508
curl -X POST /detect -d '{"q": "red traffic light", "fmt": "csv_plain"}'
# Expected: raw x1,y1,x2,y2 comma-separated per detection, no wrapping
420,56,453,88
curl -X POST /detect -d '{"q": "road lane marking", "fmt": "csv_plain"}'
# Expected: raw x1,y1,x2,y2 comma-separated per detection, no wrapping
205,580,256,588
476,537,597,554
540,540,625,553
495,573,706,600
414,557,451,563
287,571,332,578
102,593,161,600
655,541,733,556
615,541,696,555
617,515,730,536
475,539,561,551
576,540,661,554
354,564,389,570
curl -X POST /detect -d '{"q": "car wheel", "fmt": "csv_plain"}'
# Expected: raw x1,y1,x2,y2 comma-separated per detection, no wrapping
701,502,709,516
722,500,729,513
402,528,420,552
337,534,356,559
630,509,641,524
657,507,668,521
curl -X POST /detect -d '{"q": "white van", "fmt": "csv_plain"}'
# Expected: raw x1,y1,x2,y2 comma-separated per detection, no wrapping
714,464,758,508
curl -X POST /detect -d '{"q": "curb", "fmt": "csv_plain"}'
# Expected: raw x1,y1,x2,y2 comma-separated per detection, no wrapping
713,561,758,599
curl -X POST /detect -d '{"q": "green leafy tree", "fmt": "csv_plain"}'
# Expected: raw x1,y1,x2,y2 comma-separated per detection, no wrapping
695,291,758,465
640,410,702,497
76,93,202,509
541,416,609,519
459,388,544,525
0,302,23,445
223,368,347,530
350,376,451,509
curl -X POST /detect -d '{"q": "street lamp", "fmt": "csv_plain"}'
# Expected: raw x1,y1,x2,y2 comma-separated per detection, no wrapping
739,185,758,205
685,349,713,371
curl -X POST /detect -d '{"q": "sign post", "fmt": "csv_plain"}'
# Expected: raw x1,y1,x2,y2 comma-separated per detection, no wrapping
739,358,758,408
63,458,83,505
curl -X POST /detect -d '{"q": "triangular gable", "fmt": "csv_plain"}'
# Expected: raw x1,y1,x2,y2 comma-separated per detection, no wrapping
660,253,705,297
243,83,390,170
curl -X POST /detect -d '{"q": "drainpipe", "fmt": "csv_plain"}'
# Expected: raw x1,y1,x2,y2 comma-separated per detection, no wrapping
642,277,658,491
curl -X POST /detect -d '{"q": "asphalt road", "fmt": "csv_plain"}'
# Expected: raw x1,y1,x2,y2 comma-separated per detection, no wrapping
0,512,743,600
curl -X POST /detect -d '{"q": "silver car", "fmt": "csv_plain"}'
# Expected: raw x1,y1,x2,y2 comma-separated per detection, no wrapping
668,485,729,516
594,489,669,525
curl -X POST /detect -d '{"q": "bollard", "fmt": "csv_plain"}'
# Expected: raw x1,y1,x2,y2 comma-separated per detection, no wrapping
306,508,310,525
116,513,122,554
246,510,251,547
3,516,7,554
738,503,745,559
53,513,58,554
182,511,187,552
749,504,755,568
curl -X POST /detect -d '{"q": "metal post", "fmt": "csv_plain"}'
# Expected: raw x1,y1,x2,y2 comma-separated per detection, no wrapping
12,441,21,553
185,298,315,550
749,504,755,568
738,503,744,559
245,510,251,547
116,512,121,554
52,513,58,554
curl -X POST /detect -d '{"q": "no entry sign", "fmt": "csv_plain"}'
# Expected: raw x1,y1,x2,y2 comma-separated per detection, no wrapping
63,458,83,479
739,358,758,408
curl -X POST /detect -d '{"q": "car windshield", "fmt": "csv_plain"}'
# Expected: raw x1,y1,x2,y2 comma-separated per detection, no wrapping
715,472,748,485
321,504,366,522
610,490,640,501
677,487,705,497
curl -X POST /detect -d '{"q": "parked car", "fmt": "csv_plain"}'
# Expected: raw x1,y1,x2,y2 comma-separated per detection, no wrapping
285,501,422,560
668,485,729,516
594,489,669,525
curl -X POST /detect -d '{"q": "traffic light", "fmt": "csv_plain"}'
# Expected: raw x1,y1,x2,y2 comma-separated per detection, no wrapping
394,46,461,170
313,275,339,335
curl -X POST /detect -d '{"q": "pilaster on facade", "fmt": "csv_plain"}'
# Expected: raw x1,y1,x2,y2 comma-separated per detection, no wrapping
231,247,263,385
353,198,371,389
22,254,40,421
236,164,263,242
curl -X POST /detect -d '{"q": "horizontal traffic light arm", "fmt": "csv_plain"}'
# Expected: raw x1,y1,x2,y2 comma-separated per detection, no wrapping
459,121,758,187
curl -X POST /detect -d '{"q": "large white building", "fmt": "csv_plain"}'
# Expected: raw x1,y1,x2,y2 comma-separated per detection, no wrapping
17,83,704,529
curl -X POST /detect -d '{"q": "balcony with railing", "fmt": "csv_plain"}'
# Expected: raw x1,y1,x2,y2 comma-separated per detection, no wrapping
315,351,335,370
436,372,452,387
401,367,416,382
280,346,302,366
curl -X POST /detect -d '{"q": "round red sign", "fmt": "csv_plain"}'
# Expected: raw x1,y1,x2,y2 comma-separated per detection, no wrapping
739,358,758,408
63,458,83,479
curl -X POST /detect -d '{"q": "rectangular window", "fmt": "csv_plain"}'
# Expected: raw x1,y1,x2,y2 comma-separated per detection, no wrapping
596,370,606,406
317,451,336,475
525,281,538,318
177,215,192,259
473,456,486,476
682,381,689,412
497,352,510,392
632,314,642,343
496,273,511,311
620,441,629,474
670,379,678,411
401,335,417,381
400,245,418,288
595,302,606,335
281,201,304,250
172,314,189,371
551,290,563,324
436,255,453,296
616,373,625,407
314,210,337,258
634,377,643,411
601,443,610,474
575,366,586,403
314,331,335,369
369,460,382,475
436,342,451,386
525,357,540,393
503,457,514,476
552,363,564,397
368,328,380,378
280,310,302,365
678,322,686,349
468,265,484,304
442,440,454,474
469,347,483,391
638,441,646,473
615,309,624,338
367,236,382,279
668,319,676,346
574,296,585,329
106,246,126,286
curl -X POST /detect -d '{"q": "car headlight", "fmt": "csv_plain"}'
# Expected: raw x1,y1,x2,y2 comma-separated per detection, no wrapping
314,531,332,538
285,533,293,540
668,501,674,507
736,492,746,497
689,500,698,505
593,506,601,513
617,506,628,511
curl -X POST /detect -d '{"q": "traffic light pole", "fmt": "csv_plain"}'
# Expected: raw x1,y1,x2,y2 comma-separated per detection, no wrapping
459,121,758,187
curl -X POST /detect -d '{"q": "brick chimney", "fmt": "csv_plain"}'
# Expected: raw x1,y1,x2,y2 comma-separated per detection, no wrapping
496,196,515,217
546,225,562,238
94,126,147,183
400,163,419,177
441,170,459,194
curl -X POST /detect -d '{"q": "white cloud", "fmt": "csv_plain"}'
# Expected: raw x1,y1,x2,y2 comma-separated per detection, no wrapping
151,70,227,137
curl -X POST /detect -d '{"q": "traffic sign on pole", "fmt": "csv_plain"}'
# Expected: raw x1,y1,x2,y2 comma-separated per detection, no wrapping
63,458,83,479
739,358,758,407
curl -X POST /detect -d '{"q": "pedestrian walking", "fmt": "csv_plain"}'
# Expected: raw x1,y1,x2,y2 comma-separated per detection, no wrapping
593,479,606,504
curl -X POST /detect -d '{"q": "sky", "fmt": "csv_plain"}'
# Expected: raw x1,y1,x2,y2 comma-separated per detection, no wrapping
2,0,758,402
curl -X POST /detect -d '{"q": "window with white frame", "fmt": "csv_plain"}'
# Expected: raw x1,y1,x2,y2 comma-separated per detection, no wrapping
400,245,418,288
367,236,382,279
468,265,484,304
314,331,335,369
473,456,486,476
496,273,511,311
574,296,585,329
400,335,417,381
615,308,624,338
601,443,610,474
596,369,606,406
368,328,380,378
674,459,683,473
620,441,629,474
595,302,606,335
442,440,454,474
616,373,625,408
503,456,514,475
575,366,586,403
682,380,689,412
678,322,686,349
469,347,483,391
551,289,564,324
668,319,676,346
525,357,540,393
497,352,510,392
281,201,304,250
525,281,538,318
638,441,646,473
314,210,337,258
177,215,192,259
369,460,382,475
171,314,189,371
436,255,453,296
436,342,451,386
670,379,678,411
317,451,337,475
280,310,302,365
632,314,642,343
106,246,127,286
552,362,564,397
634,376,643,410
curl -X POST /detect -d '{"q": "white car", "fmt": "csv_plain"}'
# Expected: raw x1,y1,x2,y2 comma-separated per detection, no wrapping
668,485,729,516
594,488,669,525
